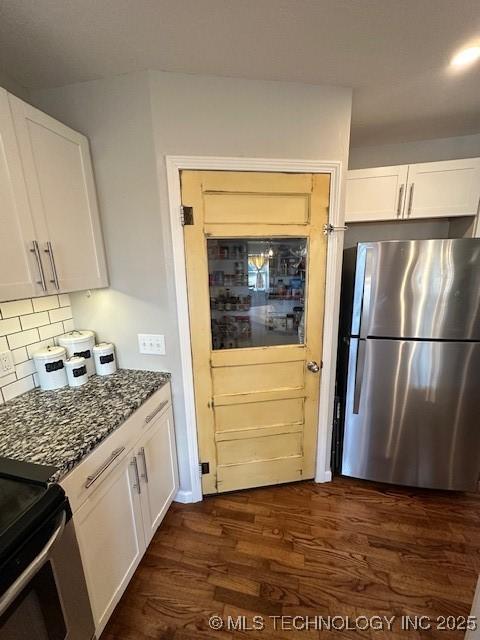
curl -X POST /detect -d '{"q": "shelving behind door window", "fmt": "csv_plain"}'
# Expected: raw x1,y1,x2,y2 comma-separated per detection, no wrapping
208,237,307,350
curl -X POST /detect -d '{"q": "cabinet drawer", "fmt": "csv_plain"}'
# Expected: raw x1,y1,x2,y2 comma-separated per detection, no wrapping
61,382,171,513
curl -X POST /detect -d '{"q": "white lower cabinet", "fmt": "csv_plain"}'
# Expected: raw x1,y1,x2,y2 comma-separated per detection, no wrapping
64,386,179,637
73,453,145,634
137,406,179,545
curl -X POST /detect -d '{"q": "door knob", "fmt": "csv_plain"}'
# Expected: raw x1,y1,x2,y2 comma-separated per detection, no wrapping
307,361,320,373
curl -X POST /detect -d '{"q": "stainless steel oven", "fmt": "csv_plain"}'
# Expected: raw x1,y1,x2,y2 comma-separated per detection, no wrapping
0,474,95,640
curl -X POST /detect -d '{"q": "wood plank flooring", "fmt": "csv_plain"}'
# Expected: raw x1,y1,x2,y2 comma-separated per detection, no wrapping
101,477,480,639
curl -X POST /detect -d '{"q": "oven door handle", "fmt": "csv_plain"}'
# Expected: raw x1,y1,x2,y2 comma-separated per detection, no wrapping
0,510,66,617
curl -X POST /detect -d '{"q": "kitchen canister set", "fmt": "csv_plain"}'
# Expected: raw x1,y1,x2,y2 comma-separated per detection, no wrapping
33,330,117,391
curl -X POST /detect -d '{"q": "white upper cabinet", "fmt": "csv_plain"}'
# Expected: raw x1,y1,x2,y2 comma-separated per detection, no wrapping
8,94,108,295
0,88,45,300
346,158,480,223
405,159,480,219
345,165,408,222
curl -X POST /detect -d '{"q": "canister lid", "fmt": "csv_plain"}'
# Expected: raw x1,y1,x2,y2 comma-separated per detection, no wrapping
65,356,86,368
93,342,114,353
32,346,66,360
58,330,95,345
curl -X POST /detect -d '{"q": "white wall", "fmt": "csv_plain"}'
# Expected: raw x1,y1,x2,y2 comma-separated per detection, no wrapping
349,133,480,169
31,70,352,497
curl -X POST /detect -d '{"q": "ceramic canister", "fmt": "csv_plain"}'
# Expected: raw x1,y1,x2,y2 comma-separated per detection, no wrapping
65,356,88,388
57,330,96,377
93,342,117,376
33,346,68,391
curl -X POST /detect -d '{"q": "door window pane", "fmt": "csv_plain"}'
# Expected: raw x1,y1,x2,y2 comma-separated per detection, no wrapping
208,238,307,350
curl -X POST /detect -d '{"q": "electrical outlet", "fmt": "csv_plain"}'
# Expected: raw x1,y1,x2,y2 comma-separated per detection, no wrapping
0,351,15,378
138,334,166,355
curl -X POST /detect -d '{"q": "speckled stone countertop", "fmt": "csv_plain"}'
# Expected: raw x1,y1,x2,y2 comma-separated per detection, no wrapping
0,369,170,481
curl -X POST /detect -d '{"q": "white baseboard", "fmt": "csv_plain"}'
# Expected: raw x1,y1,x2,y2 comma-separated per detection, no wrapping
174,488,203,503
315,469,332,483
174,489,194,503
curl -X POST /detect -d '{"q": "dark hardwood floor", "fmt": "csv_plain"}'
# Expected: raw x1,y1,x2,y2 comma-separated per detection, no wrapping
101,477,480,639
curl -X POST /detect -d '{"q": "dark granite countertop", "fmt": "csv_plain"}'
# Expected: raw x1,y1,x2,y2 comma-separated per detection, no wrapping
0,369,170,481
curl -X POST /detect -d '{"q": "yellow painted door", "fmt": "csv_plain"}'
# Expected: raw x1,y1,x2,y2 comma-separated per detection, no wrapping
182,171,329,494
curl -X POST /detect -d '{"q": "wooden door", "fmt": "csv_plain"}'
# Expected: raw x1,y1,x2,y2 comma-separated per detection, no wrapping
405,159,480,219
73,454,145,636
9,94,108,293
345,165,408,222
0,88,43,301
182,170,329,494
137,405,179,545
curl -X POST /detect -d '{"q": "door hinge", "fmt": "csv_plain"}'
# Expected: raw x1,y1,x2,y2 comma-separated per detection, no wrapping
323,223,348,235
199,462,210,475
180,205,194,226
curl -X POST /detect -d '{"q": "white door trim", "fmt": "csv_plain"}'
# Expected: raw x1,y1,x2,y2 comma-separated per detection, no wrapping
166,156,344,503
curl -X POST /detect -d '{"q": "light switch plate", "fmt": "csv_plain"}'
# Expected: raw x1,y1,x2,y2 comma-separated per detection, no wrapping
138,334,166,355
0,351,15,378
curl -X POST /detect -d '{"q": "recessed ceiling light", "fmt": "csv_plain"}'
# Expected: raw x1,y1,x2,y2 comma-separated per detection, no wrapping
451,46,480,68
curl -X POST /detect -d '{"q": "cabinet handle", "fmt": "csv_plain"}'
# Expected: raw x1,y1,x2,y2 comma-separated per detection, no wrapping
407,183,415,217
85,446,125,488
131,456,141,494
145,400,168,424
396,184,405,217
30,241,47,292
139,447,149,483
44,241,60,290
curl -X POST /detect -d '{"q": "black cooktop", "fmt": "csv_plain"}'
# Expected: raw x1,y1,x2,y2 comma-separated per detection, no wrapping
0,457,67,576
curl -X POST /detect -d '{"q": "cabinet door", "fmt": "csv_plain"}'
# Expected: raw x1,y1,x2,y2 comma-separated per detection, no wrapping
406,159,480,219
0,89,45,301
73,454,145,637
345,165,408,222
137,406,179,545
8,94,108,293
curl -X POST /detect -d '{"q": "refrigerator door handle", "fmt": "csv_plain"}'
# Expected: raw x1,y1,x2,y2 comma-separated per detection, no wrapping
353,340,366,414
359,249,373,339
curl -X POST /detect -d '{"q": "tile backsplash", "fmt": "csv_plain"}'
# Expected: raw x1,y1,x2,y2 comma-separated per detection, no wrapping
0,295,74,403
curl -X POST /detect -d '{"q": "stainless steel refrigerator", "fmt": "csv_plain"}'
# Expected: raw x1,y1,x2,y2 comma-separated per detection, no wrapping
337,239,480,491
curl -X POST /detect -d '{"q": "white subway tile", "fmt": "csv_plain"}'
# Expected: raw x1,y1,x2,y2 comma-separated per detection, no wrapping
0,372,17,388
12,347,28,365
16,359,36,379
2,376,35,402
63,319,75,333
7,328,40,350
58,294,71,307
49,307,72,323
32,295,59,312
20,311,50,330
26,339,55,359
39,322,65,341
0,317,21,337
0,299,33,318
0,337,8,351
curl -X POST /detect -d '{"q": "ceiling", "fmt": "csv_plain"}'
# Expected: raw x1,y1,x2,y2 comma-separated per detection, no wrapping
0,0,479,147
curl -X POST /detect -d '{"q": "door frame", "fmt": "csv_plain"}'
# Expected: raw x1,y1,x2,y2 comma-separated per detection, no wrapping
166,156,344,503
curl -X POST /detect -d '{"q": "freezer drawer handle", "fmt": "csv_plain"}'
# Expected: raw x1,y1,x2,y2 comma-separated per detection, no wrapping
353,341,366,414
85,446,126,488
